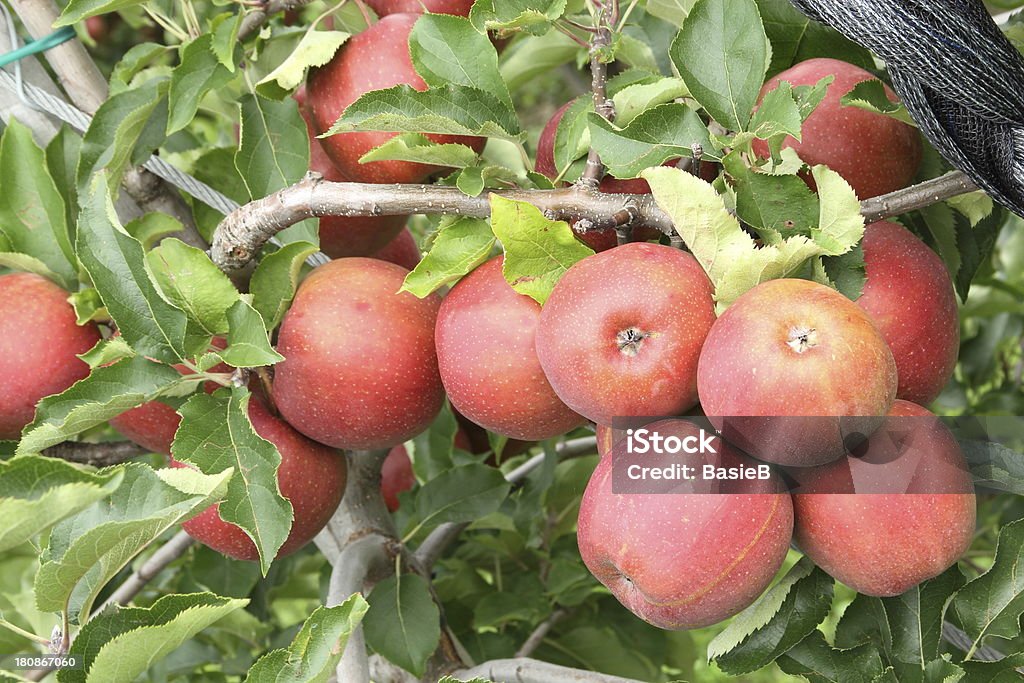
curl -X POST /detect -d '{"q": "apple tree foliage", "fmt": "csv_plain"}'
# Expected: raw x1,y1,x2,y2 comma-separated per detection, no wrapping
0,0,1022,682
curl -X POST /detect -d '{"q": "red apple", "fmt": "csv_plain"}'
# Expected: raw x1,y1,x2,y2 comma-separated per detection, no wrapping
381,443,416,511
857,221,959,405
85,15,109,42
436,256,585,440
365,0,474,15
535,243,716,425
697,279,897,467
0,274,101,440
177,394,347,561
578,418,793,630
752,58,922,200
793,400,976,596
306,13,486,185
372,228,421,270
274,258,444,450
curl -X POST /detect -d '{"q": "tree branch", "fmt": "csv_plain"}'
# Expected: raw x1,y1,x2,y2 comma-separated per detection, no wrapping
515,609,568,658
860,171,977,224
452,658,646,683
581,8,615,185
7,0,207,250
238,0,314,41
96,531,195,612
414,437,597,569
42,441,148,467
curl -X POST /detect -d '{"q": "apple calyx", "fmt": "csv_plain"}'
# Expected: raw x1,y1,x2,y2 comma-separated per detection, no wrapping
617,327,651,356
786,326,819,354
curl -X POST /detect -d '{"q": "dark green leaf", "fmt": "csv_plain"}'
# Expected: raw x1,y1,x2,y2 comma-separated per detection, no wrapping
410,14,510,107
776,631,886,683
400,217,495,298
364,573,440,677
250,241,318,331
168,34,237,134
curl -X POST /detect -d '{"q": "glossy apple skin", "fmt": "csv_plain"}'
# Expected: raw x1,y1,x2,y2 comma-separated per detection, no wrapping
536,243,716,425
111,338,228,455
857,221,959,405
578,419,793,630
372,229,421,270
381,443,416,512
306,13,485,185
752,58,922,199
436,257,584,440
793,401,975,596
366,0,474,15
0,274,101,440
697,279,897,467
274,258,444,450
178,396,347,561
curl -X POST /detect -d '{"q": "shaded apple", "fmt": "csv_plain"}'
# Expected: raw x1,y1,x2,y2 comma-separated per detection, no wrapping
752,58,922,199
372,228,421,270
365,0,474,15
296,87,406,258
536,243,716,425
452,407,533,459
306,13,485,185
0,273,101,440
436,256,584,440
381,443,416,512
274,258,443,450
793,400,976,596
578,418,793,630
697,279,897,467
857,221,959,405
177,393,347,561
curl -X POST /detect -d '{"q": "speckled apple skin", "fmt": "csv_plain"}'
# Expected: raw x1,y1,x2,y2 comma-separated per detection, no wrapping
381,443,416,512
178,397,347,561
0,273,101,440
536,243,716,425
372,229,421,270
793,401,976,597
365,0,474,15
436,257,584,440
306,13,485,185
274,258,443,450
752,58,922,199
697,279,897,466
578,419,794,630
858,221,959,405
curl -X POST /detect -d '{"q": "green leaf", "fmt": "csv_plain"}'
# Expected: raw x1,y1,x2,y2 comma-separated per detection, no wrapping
747,80,802,143
0,456,123,554
56,0,148,25
407,463,511,539
60,592,246,683
172,388,293,574
776,631,886,683
78,336,134,369
878,567,965,676
488,195,592,304
69,287,109,325
0,120,78,289
246,596,369,682
499,29,579,91
250,241,318,331
961,440,1024,495
35,464,232,618
168,34,237,134
17,357,185,454
946,192,993,228
108,43,168,94
77,79,168,190
710,558,834,674
670,0,770,131
210,12,243,72
46,125,84,235
147,238,240,336
960,653,1024,682
76,174,201,364
257,31,349,94
360,134,480,168
551,95,593,181
952,519,1024,658
754,0,874,77
810,165,865,254
646,0,697,27
363,573,440,677
469,0,568,36
841,80,916,127
954,207,1004,302
212,301,285,368
124,213,188,249
820,245,867,301
455,165,523,196
236,95,311,201
400,218,495,298
410,14,510,108
611,76,690,127
326,84,521,141
0,252,64,283
722,150,819,236
587,103,715,179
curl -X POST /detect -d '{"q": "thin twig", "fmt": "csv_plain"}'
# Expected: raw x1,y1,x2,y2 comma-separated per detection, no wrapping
515,609,569,658
581,8,615,185
97,531,195,611
452,658,646,683
860,171,977,223
42,441,149,467
238,0,314,41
